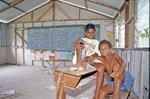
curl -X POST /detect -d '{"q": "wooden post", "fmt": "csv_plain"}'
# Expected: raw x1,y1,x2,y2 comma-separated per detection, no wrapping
15,24,17,64
52,1,55,21
22,23,25,65
125,0,129,48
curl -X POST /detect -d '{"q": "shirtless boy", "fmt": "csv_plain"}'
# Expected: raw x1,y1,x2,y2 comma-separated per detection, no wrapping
81,40,126,99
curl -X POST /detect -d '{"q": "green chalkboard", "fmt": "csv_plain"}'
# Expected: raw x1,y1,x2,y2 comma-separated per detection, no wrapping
27,25,100,50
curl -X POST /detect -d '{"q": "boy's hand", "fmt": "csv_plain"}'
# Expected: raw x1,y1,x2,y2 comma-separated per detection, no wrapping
75,62,87,70
110,72,121,79
81,61,87,70
75,39,84,49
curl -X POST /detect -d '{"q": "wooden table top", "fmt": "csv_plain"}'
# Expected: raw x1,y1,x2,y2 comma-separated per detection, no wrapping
54,67,96,77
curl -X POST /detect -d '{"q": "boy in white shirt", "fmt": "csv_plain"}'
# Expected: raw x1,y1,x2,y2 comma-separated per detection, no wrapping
72,23,100,65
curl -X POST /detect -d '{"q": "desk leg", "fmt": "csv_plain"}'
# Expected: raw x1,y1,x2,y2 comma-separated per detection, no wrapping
32,60,34,65
56,73,66,99
42,60,44,66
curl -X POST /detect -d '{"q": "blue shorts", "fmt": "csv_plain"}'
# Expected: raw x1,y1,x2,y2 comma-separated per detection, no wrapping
107,71,134,91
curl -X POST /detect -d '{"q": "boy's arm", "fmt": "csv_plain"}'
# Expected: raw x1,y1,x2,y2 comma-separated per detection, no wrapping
111,54,126,79
116,54,126,75
118,61,126,75
81,53,99,62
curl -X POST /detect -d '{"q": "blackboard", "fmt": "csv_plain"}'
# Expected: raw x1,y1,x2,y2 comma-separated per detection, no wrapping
27,25,100,50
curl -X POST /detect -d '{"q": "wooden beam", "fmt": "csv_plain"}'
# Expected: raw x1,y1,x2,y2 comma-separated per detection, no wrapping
31,11,33,25
87,0,119,11
125,0,129,48
14,29,28,44
1,0,25,13
37,2,53,21
0,0,23,13
85,0,88,8
58,0,113,19
114,0,126,20
22,23,25,65
13,18,111,24
52,1,55,21
79,8,81,19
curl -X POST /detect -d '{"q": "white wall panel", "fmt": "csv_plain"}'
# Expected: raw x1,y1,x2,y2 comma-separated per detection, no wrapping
0,47,7,64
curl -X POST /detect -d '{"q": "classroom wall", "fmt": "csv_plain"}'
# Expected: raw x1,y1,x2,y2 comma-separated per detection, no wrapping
5,0,113,65
0,23,7,64
114,48,149,99
7,20,114,66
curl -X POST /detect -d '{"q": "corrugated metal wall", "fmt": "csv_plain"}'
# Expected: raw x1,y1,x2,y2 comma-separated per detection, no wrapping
0,23,7,64
114,48,149,99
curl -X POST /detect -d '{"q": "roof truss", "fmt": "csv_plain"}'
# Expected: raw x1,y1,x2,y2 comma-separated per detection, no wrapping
0,0,23,13
0,0,125,23
58,0,113,19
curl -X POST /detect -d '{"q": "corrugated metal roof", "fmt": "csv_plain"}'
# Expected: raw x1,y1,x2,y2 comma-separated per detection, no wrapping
0,0,125,23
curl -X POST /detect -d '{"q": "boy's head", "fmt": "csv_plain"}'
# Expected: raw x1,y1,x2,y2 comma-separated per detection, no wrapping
99,40,112,57
85,23,95,39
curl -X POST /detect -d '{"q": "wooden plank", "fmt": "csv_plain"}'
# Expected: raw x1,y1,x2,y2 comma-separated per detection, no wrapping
78,8,81,19
15,24,17,64
52,1,55,21
22,23,25,65
125,0,129,48
12,18,111,24
55,67,96,77
114,0,126,20
85,0,88,8
0,0,23,13
14,29,28,44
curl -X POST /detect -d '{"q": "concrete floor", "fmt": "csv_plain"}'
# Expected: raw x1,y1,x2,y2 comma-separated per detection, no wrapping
0,65,95,99
0,65,137,99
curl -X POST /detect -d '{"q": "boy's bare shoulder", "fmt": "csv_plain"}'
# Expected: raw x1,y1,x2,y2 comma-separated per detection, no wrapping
112,53,120,58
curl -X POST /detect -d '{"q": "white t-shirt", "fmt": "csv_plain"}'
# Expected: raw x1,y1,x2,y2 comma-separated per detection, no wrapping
72,37,100,64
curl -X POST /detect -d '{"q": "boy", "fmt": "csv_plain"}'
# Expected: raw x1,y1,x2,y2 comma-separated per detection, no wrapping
72,23,100,65
81,40,126,99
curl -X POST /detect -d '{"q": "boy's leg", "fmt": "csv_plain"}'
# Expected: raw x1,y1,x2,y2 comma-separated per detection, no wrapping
92,63,105,99
112,79,121,99
99,85,114,99
76,48,82,63
112,63,124,99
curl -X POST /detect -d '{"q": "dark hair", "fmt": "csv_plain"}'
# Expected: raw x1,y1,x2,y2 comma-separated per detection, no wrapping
99,40,112,49
85,23,95,31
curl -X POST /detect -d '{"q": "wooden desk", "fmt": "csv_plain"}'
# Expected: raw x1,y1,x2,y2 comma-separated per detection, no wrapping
54,67,96,99
32,59,70,67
